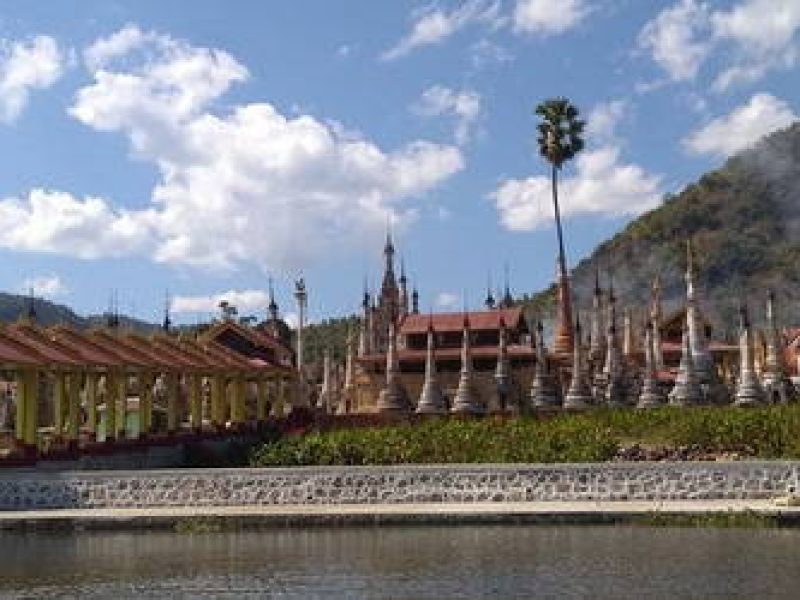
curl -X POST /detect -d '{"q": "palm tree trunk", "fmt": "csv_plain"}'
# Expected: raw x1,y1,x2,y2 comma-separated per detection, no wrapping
551,164,567,275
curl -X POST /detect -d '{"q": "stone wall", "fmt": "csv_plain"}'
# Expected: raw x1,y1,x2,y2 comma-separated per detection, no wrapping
1,462,797,510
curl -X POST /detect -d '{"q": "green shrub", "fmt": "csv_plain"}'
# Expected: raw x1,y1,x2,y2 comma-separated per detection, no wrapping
249,405,800,467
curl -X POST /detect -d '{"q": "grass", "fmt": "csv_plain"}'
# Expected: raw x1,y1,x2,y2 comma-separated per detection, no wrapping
249,405,800,467
635,510,779,528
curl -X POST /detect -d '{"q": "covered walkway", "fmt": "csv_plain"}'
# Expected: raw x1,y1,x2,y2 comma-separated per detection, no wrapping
0,321,295,460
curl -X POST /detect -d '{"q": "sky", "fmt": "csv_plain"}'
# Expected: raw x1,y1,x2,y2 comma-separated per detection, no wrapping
0,0,798,325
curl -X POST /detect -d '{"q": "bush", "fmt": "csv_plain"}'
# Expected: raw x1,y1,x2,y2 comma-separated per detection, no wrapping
249,405,800,467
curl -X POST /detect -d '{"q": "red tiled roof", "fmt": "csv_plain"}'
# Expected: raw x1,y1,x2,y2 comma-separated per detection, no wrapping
0,328,46,367
358,343,534,364
400,308,526,335
4,323,84,367
49,326,127,368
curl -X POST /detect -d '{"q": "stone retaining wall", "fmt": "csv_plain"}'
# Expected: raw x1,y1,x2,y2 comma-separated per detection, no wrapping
0,462,797,510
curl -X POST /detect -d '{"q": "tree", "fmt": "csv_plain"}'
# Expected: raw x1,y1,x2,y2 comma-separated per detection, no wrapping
534,98,585,275
535,97,584,357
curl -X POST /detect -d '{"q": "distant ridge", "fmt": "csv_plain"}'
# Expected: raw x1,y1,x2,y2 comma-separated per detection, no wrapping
521,121,800,339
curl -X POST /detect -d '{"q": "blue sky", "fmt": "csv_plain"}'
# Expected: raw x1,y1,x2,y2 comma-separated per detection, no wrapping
0,0,797,325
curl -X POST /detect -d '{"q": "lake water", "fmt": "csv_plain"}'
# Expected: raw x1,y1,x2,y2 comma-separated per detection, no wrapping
1,525,799,599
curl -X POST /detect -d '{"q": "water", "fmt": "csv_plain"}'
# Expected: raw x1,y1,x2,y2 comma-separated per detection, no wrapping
1,525,799,599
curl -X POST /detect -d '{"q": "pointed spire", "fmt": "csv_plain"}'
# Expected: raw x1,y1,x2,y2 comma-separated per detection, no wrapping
589,270,605,364
24,287,36,322
376,322,410,413
319,348,333,414
341,330,356,414
493,315,514,413
622,307,633,358
650,275,664,370
637,322,666,408
411,285,420,314
762,290,792,403
417,315,447,414
268,277,279,321
552,252,575,359
564,314,593,411
604,313,628,407
451,312,483,414
485,271,496,310
734,302,765,407
530,320,562,411
162,289,172,332
684,239,714,383
669,320,703,406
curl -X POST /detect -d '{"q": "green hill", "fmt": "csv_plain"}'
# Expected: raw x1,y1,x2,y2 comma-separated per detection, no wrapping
522,122,800,340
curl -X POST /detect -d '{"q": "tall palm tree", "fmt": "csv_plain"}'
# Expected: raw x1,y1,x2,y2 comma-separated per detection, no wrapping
535,98,585,275
535,97,584,358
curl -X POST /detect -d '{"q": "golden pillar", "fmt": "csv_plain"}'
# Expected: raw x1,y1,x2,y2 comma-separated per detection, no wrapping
53,372,66,437
188,374,202,431
23,369,39,450
210,375,224,428
256,379,268,422
105,372,117,442
85,372,98,436
271,377,285,417
138,372,154,437
66,372,80,447
117,374,128,439
14,370,26,448
166,372,178,434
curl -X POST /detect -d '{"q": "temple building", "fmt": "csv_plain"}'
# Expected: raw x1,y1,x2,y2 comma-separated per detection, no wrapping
333,235,796,415
351,234,535,413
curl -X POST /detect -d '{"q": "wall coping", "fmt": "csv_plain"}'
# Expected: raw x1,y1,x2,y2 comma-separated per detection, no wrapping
1,460,798,481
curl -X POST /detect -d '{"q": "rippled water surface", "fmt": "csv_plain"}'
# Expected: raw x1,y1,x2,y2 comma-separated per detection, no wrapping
1,525,800,599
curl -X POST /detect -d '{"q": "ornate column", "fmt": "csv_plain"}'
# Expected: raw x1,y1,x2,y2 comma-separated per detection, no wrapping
376,322,410,413
669,323,703,406
85,373,98,437
637,323,666,408
294,278,309,408
416,319,446,415
530,320,561,411
734,304,765,407
564,317,593,411
451,315,484,415
66,372,80,450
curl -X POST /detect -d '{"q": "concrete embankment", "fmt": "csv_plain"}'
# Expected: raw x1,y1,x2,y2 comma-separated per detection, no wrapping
1,462,799,530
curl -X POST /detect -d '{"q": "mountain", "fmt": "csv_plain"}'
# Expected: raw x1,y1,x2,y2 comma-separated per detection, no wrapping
0,292,158,332
522,122,800,340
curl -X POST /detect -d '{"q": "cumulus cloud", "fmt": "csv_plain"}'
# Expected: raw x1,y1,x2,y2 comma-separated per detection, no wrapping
0,35,64,122
171,289,270,314
512,0,588,35
22,274,68,297
0,26,463,271
683,93,798,158
638,0,800,91
0,188,154,258
382,0,502,60
490,100,662,231
711,0,800,91
413,85,482,145
637,0,711,83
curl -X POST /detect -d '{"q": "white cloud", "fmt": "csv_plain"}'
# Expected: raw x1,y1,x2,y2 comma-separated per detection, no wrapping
638,0,800,91
0,35,64,122
22,274,67,297
683,92,798,158
491,100,662,231
413,85,482,145
585,99,627,143
637,0,711,82
382,0,502,60
435,292,460,310
711,0,800,91
171,289,270,314
0,26,463,271
512,0,588,35
0,188,154,258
